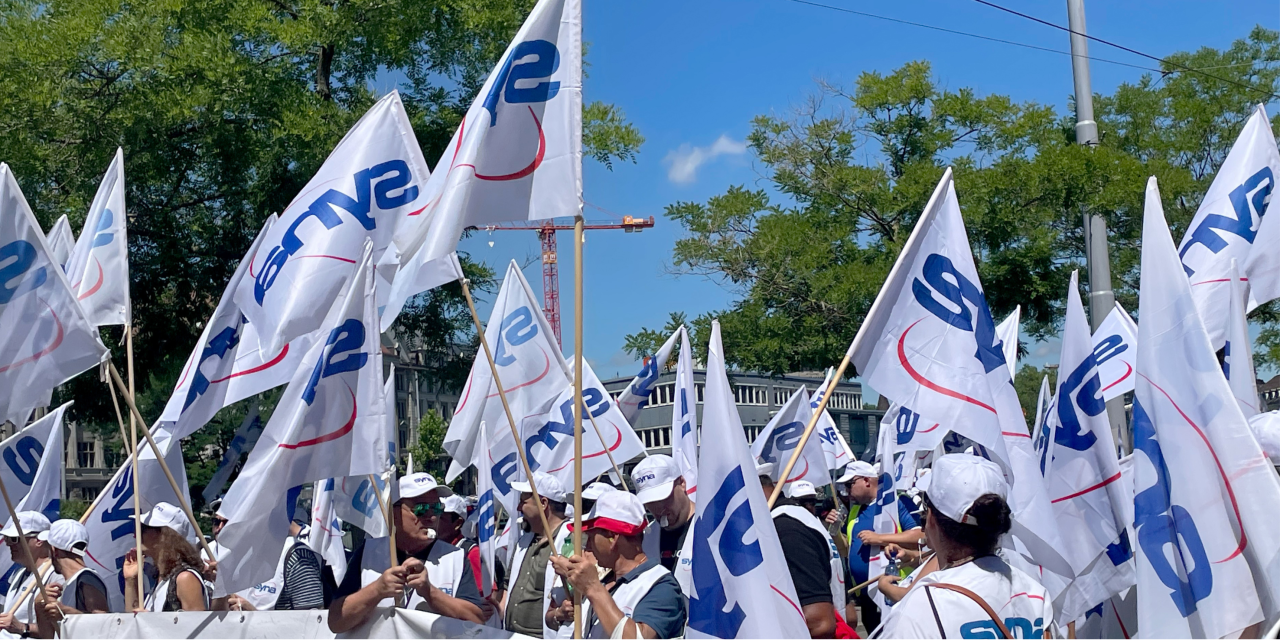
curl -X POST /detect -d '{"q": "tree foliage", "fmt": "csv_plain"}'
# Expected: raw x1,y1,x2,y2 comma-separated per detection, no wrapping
405,410,449,477
631,29,1280,380
0,0,641,472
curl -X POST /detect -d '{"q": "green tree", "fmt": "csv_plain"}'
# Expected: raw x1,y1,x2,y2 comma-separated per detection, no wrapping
0,0,641,474
1014,365,1058,426
405,410,449,477
630,29,1280,378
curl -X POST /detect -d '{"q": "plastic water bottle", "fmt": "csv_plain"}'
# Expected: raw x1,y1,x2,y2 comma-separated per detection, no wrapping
884,549,900,577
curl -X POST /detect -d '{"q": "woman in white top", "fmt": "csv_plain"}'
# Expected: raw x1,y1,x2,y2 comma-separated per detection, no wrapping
123,503,210,612
873,455,1053,639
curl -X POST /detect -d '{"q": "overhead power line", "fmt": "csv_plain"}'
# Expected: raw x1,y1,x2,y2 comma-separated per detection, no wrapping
784,0,1161,72
970,0,1279,99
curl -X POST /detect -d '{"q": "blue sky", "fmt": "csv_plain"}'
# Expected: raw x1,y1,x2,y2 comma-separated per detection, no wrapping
453,0,1279,394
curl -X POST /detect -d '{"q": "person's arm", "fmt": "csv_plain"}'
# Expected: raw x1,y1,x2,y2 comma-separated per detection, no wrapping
857,527,923,549
328,565,407,633
282,548,326,610
552,555,659,639
122,551,143,612
802,602,837,639
403,558,484,624
174,571,207,611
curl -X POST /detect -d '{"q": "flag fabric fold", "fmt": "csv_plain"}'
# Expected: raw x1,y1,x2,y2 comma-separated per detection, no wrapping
1225,259,1260,418
671,326,699,494
65,147,130,327
616,329,680,424
996,305,1020,381
1091,302,1138,403
685,320,810,639
44,215,74,270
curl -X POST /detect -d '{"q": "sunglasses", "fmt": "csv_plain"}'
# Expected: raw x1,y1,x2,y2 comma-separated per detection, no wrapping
410,503,445,517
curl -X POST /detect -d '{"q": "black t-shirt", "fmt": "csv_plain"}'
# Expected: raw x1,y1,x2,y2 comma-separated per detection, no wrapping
658,519,691,572
773,513,834,607
334,539,485,610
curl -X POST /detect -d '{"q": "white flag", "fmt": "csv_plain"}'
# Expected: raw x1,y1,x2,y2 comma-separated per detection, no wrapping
474,424,498,595
0,403,69,595
616,329,681,424
0,164,107,424
1041,271,1133,622
65,148,130,326
330,369,398,539
82,430,189,613
1091,302,1137,402
308,479,349,585
810,368,856,471
235,92,433,353
442,261,570,483
751,386,829,489
996,305,1020,381
1178,105,1280,345
1030,375,1052,447
381,0,583,329
44,215,74,270
201,399,264,503
671,326,699,494
1225,260,1260,417
216,242,386,594
685,321,810,639
1133,176,1280,637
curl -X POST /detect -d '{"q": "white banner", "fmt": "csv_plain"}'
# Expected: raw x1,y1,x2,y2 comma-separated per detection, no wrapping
996,305,1020,381
1042,271,1133,621
44,215,74,270
1178,105,1280,345
1226,260,1260,417
1091,302,1137,403
161,215,316,440
61,609,534,639
684,321,810,639
1133,176,1280,638
217,242,386,594
381,0,583,330
65,148,130,326
235,92,433,353
615,329,680,424
83,430,190,613
671,326,699,494
751,386,830,488
0,164,107,424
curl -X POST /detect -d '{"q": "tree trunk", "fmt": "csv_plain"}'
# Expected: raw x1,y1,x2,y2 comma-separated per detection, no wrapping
316,44,334,101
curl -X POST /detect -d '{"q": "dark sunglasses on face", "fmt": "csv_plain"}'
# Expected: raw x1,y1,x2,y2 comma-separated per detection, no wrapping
411,503,445,517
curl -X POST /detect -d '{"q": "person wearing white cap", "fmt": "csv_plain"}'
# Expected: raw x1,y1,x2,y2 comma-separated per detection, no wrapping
760,466,842,638
328,472,485,633
37,520,108,618
784,480,820,516
839,460,921,633
550,491,688,639
123,502,210,613
630,455,694,576
873,454,1053,638
503,471,571,638
0,511,61,639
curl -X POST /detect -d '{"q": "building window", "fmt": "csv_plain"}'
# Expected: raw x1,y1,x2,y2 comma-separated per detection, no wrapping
734,385,767,406
773,387,796,406
744,424,765,443
396,401,407,421
77,441,96,468
828,392,860,410
696,383,705,403
649,383,676,407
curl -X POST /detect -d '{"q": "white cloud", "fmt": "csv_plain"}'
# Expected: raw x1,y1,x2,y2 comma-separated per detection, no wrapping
663,134,748,184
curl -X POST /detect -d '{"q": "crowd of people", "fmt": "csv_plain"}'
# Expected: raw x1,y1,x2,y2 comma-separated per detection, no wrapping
0,452,1052,640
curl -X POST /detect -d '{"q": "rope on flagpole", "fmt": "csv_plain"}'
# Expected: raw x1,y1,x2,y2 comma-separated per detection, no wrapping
106,361,218,562
458,278,560,555
768,349,854,508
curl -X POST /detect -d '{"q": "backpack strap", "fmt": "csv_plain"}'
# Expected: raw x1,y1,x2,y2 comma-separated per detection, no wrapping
923,582,1013,640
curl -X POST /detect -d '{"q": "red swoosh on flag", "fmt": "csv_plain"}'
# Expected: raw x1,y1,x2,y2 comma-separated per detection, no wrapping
1051,471,1121,503
784,458,810,483
291,254,357,264
918,423,940,433
1191,277,1248,286
1101,363,1132,394
0,300,65,373
898,319,997,414
771,585,804,617
77,258,104,300
278,388,358,450
457,107,547,181
208,345,290,383
548,421,625,473
1138,373,1247,562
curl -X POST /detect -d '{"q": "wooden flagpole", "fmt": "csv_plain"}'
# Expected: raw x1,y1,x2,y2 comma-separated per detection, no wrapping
571,218,584,639
458,278,559,554
768,350,854,508
123,325,146,604
105,364,146,607
105,362,217,561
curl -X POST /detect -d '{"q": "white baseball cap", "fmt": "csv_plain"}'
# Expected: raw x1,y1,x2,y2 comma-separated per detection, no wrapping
397,472,453,502
837,460,877,483
137,503,197,545
581,482,618,501
632,455,681,504
441,495,468,517
40,519,88,557
510,471,568,503
1,512,50,539
918,454,1008,526
754,459,776,479
572,490,648,537
784,480,817,499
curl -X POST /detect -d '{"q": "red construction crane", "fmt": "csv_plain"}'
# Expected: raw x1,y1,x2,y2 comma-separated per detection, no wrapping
474,215,655,345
